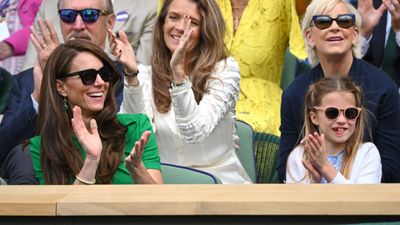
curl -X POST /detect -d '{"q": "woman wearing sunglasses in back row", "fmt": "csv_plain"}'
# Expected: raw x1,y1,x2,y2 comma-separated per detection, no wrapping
278,0,400,183
286,76,381,184
1,39,163,184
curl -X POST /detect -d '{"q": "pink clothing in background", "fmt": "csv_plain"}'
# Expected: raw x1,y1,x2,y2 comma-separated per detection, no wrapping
3,0,42,56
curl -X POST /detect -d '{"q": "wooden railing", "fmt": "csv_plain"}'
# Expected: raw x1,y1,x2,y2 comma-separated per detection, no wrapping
1,184,400,224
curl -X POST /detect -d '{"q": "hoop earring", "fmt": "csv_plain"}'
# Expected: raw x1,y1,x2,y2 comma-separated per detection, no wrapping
63,97,69,111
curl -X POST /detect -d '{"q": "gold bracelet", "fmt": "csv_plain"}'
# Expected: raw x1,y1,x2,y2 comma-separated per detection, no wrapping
75,175,96,185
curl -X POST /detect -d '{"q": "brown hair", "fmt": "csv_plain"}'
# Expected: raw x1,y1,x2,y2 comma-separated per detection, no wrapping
151,0,228,113
303,76,365,178
38,39,126,184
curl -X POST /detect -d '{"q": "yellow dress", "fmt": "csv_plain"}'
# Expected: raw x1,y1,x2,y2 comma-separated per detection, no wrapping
216,0,307,136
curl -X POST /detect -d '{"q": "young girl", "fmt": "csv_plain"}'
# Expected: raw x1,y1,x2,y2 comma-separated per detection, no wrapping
286,76,382,184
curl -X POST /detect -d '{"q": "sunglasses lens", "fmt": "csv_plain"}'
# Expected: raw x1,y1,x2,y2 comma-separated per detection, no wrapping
314,16,332,29
325,107,339,119
345,107,359,120
98,66,113,82
59,9,77,23
79,69,98,85
337,15,354,28
81,9,100,23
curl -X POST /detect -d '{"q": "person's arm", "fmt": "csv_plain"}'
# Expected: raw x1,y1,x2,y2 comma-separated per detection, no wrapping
373,81,400,182
0,144,38,185
357,0,387,39
1,0,43,57
120,65,155,125
123,114,162,184
0,68,11,113
0,71,37,164
169,57,240,144
329,143,382,184
285,146,309,184
125,131,163,184
70,106,103,185
108,30,153,118
383,0,400,46
277,90,302,182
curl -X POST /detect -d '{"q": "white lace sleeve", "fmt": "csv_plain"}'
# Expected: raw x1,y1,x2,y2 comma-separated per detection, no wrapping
169,57,240,144
119,64,155,122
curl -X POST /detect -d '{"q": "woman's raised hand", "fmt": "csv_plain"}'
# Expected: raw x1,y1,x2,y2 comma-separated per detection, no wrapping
71,106,103,162
108,29,138,74
125,130,151,174
170,15,192,81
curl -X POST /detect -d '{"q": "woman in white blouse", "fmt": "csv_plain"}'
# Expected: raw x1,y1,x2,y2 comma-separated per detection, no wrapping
108,0,251,183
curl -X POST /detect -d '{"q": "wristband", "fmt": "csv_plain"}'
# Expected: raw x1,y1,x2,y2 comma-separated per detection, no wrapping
76,175,96,185
171,79,188,88
124,69,139,77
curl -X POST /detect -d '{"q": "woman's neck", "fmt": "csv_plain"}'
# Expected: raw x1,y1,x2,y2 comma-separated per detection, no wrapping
325,140,346,156
230,0,249,32
319,53,354,77
230,0,249,7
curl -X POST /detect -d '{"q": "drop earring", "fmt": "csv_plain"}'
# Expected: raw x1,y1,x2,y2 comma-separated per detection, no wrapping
63,97,69,111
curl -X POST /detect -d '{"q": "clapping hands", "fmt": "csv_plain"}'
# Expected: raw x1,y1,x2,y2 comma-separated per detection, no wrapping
170,14,193,81
71,106,103,162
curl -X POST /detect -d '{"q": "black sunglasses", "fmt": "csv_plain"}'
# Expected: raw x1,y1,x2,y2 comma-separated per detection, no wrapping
311,14,355,30
58,65,114,85
313,106,361,120
58,8,111,24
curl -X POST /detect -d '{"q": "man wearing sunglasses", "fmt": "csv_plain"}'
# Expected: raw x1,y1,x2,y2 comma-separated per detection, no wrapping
0,0,143,167
20,0,156,70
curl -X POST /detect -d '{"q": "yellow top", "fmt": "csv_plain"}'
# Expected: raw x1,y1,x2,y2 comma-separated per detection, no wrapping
157,0,306,135
217,0,307,136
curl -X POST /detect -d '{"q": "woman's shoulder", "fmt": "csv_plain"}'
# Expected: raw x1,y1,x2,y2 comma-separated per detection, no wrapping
354,59,396,87
213,57,240,78
289,145,305,159
357,142,379,154
29,136,41,153
354,142,381,160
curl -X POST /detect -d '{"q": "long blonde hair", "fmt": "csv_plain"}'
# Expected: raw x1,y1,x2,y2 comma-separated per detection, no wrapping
304,76,365,178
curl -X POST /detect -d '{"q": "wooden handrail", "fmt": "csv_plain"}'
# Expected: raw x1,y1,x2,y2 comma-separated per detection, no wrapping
1,184,400,216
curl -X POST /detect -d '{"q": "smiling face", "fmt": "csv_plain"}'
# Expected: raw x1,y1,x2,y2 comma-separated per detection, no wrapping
59,0,115,49
163,0,201,54
305,1,359,62
310,91,358,152
56,52,109,119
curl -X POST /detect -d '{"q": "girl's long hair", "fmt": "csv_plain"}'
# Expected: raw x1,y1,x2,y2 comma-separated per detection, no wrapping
152,0,228,113
38,39,127,184
303,76,365,179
